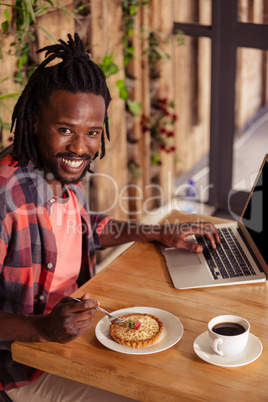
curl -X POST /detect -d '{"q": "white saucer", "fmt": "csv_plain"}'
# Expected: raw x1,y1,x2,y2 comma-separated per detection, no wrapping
193,331,263,367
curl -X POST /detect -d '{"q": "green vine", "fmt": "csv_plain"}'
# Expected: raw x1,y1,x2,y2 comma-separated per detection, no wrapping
0,1,88,85
0,0,87,136
122,0,150,66
142,28,185,79
1,1,58,85
0,79,20,134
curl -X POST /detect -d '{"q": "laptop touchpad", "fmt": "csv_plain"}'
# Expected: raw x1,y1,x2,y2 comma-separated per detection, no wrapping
164,248,202,267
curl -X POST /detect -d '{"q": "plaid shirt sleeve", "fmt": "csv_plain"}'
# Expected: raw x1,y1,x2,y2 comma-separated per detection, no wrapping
0,155,112,390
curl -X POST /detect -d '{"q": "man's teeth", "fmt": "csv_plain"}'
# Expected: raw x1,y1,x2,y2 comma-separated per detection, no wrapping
62,158,83,168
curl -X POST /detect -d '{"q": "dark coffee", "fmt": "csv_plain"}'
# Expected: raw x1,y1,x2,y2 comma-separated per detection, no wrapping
212,322,246,336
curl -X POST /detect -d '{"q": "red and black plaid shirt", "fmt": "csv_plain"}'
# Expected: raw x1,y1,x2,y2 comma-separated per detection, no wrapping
0,151,112,390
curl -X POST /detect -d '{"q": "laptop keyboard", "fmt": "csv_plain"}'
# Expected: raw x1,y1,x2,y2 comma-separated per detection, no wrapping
195,228,256,280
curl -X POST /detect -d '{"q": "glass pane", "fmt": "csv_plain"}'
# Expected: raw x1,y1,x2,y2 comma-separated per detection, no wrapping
174,0,212,25
238,0,268,24
233,48,268,193
233,113,268,192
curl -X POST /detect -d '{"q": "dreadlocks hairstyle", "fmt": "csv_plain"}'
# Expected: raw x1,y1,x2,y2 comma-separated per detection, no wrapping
11,33,112,167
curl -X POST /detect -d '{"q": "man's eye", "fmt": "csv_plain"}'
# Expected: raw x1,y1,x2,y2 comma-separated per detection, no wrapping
88,131,100,137
59,128,72,134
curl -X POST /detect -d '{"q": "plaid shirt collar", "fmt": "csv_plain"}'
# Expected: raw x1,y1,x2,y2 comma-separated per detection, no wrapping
21,161,81,207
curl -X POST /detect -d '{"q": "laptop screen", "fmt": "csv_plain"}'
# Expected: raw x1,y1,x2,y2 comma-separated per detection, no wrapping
241,160,267,265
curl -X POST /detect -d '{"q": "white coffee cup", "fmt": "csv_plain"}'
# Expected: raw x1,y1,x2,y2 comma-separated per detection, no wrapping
208,315,250,357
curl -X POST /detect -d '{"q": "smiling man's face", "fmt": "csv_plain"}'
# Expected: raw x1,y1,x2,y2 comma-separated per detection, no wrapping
34,90,105,188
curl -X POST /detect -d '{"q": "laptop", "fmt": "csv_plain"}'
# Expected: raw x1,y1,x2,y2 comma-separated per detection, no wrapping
161,154,268,289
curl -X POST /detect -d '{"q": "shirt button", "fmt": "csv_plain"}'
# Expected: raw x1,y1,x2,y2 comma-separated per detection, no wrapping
50,198,56,203
39,295,45,301
47,262,53,269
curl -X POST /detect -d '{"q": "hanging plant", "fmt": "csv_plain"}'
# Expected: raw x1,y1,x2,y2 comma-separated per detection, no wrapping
128,159,143,181
122,0,150,67
0,0,90,138
142,28,185,79
141,98,178,165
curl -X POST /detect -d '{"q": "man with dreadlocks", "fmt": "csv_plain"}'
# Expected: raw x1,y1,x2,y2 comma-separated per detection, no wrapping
0,34,220,401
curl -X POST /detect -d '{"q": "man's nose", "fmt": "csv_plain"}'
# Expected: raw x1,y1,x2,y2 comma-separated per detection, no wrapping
67,133,88,156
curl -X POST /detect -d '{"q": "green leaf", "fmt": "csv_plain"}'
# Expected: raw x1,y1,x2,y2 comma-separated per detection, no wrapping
42,0,55,7
18,54,28,69
116,79,129,99
0,93,20,100
119,87,129,100
4,8,11,21
129,5,137,15
24,0,36,23
116,79,125,89
107,64,119,77
0,76,10,84
34,7,49,17
1,20,9,33
35,25,56,44
98,54,119,78
127,99,142,116
151,152,161,165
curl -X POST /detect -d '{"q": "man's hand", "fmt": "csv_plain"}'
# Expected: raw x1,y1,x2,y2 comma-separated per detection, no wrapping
36,293,98,343
156,222,221,253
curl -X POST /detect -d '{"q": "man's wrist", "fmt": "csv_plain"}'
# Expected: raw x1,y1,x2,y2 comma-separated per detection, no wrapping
137,223,164,243
23,314,49,343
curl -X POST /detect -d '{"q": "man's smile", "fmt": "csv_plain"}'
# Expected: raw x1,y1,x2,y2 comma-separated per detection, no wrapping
61,157,84,168
57,155,91,178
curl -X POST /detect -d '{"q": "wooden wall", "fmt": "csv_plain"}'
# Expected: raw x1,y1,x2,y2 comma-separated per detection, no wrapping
0,0,267,223
0,0,20,149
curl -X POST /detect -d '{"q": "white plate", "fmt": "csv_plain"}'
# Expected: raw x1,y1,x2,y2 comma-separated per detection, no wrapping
193,331,263,367
95,306,183,355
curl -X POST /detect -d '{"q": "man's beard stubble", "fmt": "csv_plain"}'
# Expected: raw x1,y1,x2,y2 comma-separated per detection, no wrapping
43,155,92,185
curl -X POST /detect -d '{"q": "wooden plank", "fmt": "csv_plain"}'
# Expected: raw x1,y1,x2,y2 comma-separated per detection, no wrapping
88,0,118,263
126,7,143,218
148,0,176,204
90,0,117,219
157,0,175,205
107,0,128,220
0,1,20,149
126,3,154,219
140,4,155,214
91,0,128,221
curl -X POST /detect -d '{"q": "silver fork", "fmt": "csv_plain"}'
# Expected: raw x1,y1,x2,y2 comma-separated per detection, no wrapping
69,297,126,323
96,306,127,323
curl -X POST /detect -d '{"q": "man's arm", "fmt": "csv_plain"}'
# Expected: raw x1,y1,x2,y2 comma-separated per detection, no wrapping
0,294,98,343
100,220,221,253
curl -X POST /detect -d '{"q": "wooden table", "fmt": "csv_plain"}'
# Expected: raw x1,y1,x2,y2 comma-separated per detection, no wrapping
12,211,268,401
